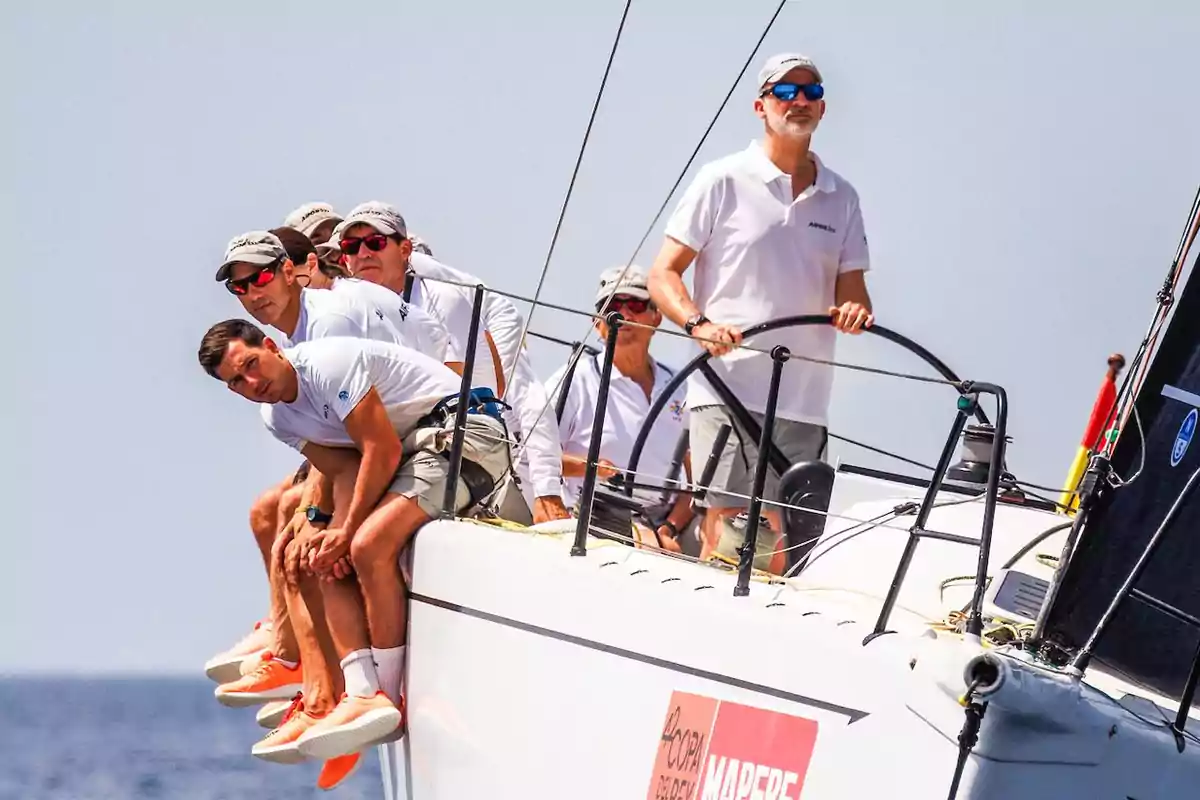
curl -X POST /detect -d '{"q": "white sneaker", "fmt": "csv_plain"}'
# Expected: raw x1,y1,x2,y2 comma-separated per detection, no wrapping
296,692,404,760
204,619,272,684
257,698,295,729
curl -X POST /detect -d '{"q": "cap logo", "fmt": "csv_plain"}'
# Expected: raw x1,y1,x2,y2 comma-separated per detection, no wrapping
299,207,330,222
230,234,269,249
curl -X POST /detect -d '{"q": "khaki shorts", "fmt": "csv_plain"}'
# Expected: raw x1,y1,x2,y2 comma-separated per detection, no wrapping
689,404,827,510
388,415,513,517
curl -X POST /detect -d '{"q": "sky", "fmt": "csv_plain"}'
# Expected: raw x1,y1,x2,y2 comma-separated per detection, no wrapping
3,1,1199,674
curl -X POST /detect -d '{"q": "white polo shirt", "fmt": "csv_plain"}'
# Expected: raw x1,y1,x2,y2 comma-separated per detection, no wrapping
262,337,461,452
409,253,565,501
406,253,498,393
664,141,870,427
327,278,450,362
546,354,689,507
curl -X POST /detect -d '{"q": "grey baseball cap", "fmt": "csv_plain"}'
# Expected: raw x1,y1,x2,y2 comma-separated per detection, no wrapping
409,235,433,256
215,230,288,282
331,201,408,241
282,202,342,237
757,52,823,91
595,264,651,305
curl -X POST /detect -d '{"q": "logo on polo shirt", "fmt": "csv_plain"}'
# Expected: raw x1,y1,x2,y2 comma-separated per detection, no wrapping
375,309,385,321
338,390,350,402
398,302,409,321
808,221,837,233
668,399,684,422
323,403,330,419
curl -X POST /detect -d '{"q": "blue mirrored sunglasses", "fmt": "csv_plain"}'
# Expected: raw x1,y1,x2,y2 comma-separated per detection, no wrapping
763,82,824,102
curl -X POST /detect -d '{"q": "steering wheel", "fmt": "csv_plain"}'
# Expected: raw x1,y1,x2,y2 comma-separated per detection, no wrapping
624,314,985,495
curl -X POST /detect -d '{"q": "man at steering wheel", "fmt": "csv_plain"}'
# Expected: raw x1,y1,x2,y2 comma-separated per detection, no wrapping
647,52,874,565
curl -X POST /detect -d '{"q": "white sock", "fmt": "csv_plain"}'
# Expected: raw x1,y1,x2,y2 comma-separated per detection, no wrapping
340,649,380,698
272,656,298,669
372,646,406,705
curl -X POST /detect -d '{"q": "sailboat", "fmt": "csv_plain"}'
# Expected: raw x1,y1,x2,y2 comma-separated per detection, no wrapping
342,5,1200,796
373,186,1200,797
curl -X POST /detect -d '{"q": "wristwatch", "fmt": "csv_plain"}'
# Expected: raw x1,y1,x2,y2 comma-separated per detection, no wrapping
305,505,333,525
684,314,710,335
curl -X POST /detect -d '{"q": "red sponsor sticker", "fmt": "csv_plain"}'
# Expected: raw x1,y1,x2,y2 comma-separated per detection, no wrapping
646,692,719,800
648,691,819,800
698,700,819,799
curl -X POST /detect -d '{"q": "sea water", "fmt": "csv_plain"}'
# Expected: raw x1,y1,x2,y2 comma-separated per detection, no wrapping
0,677,381,800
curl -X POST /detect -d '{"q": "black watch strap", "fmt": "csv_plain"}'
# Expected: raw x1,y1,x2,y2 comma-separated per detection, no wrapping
306,505,333,525
684,314,709,335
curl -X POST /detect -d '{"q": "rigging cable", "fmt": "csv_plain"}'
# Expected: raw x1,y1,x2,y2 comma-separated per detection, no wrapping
503,0,633,395
506,0,791,472
1102,185,1200,459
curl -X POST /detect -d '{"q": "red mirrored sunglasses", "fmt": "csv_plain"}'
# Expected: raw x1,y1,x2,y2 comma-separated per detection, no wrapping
225,261,281,296
601,295,652,314
339,233,390,256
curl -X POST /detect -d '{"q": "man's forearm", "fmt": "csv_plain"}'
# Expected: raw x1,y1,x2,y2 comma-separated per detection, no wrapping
301,466,335,515
342,441,402,535
834,270,873,311
561,454,589,479
666,488,694,528
648,268,700,328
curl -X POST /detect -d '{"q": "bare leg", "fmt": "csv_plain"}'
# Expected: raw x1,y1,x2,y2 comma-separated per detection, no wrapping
292,468,409,757
299,574,346,697
700,506,785,575
249,481,287,575
349,494,429,649
265,483,305,663
280,535,340,715
318,468,373,660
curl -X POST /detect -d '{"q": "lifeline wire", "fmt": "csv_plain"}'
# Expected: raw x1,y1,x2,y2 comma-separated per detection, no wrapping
416,272,963,389
463,422,922,531
503,0,633,395
505,0,791,473
421,269,1071,510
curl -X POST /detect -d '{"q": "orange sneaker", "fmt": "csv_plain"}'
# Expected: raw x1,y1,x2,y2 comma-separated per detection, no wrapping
296,692,404,760
214,652,303,708
204,618,272,683
317,753,362,790
251,695,316,764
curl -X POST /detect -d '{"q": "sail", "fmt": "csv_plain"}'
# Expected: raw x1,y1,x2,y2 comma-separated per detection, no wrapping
1041,253,1200,702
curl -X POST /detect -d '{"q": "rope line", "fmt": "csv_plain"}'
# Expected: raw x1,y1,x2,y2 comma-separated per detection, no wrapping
502,0,792,474
504,0,633,395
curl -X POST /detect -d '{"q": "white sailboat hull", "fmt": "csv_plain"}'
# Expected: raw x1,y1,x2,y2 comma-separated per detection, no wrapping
381,470,1199,798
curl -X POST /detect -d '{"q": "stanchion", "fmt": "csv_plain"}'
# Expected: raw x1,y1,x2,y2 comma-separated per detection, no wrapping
734,346,789,597
441,284,486,518
571,313,623,556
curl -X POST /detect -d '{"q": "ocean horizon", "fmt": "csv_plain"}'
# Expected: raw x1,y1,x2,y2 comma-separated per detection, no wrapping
0,676,382,800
